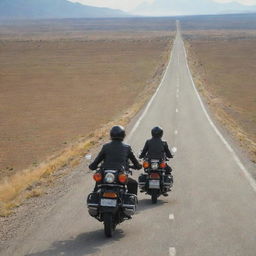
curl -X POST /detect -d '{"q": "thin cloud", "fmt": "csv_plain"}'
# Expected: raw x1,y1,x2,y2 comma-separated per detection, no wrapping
213,0,256,5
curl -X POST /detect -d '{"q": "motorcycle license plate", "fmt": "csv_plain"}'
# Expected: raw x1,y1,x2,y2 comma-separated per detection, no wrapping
149,180,160,189
100,198,117,207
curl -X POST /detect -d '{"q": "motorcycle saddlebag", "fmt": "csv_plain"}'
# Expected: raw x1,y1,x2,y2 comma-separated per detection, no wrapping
122,193,137,217
163,175,173,188
87,192,100,217
138,174,148,189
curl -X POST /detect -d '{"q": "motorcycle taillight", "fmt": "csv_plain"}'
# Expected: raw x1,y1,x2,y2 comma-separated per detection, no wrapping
103,192,117,198
150,173,160,179
160,162,167,168
118,173,128,184
143,161,149,168
93,173,102,182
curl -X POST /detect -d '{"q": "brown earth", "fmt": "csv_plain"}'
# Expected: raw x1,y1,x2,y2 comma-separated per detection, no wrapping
0,19,174,180
182,29,256,162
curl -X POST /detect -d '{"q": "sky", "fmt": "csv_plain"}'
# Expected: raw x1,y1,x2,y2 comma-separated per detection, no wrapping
68,0,256,11
68,0,155,11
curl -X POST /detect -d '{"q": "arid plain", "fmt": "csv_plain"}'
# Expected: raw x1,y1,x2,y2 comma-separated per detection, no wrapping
0,18,175,179
181,14,256,163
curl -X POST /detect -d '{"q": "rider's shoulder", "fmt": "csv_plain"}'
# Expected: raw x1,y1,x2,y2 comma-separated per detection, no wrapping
121,142,131,149
102,142,112,148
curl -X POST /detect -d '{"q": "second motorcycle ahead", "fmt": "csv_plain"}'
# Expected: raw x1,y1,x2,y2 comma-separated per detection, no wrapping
139,157,174,204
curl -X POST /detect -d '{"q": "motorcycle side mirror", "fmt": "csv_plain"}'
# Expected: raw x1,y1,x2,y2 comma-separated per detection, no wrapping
171,147,177,155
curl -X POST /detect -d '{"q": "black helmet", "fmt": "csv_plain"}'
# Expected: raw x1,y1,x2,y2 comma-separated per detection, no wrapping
151,126,163,138
110,125,126,140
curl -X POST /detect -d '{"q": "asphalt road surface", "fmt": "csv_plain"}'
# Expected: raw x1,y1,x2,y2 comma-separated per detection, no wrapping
3,23,256,256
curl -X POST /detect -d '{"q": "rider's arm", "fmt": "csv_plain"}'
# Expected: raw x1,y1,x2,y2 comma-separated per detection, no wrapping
164,142,173,158
89,146,105,170
129,147,142,170
139,140,149,159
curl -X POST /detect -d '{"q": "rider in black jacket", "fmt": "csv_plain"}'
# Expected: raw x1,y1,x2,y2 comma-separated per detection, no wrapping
139,126,173,173
89,126,142,195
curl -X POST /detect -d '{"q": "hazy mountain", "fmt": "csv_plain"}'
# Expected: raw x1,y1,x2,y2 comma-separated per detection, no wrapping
134,0,256,16
0,0,129,19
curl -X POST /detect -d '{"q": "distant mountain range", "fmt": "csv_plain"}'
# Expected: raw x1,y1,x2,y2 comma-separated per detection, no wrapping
133,0,256,16
1,0,256,20
0,0,129,19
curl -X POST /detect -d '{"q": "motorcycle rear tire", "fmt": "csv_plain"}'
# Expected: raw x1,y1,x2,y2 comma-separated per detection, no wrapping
151,190,158,204
104,213,114,238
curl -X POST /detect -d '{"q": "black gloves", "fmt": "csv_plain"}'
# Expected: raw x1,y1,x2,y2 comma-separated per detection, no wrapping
89,163,97,170
136,164,142,170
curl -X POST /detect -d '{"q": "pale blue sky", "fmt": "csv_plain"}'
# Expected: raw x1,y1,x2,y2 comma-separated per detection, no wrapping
68,0,256,11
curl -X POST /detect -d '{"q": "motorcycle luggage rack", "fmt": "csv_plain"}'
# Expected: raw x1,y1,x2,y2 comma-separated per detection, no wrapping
98,184,124,188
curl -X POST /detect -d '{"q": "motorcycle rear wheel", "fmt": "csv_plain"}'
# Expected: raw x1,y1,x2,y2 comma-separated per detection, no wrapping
104,213,114,238
151,190,158,204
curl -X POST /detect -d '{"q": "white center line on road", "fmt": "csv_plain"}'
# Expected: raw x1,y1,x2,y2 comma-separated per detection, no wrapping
176,108,179,113
126,37,176,141
169,247,176,256
174,130,178,135
169,214,174,220
176,74,180,89
172,147,178,153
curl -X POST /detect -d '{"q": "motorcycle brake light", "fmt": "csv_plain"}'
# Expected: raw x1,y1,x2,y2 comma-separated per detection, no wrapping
160,162,167,168
118,174,128,184
150,173,160,179
93,173,102,182
143,161,149,168
103,192,117,198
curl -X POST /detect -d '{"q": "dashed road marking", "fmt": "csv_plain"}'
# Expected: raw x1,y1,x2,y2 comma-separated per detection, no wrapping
172,147,177,153
176,74,180,89
169,247,176,256
126,36,176,141
174,130,178,135
169,214,174,220
176,108,179,113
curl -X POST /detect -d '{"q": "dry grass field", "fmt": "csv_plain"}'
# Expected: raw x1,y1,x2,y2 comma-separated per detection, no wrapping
181,15,256,162
0,18,175,215
0,18,175,179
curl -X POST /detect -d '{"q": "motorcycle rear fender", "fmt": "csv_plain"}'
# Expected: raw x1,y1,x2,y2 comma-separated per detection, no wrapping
100,206,119,214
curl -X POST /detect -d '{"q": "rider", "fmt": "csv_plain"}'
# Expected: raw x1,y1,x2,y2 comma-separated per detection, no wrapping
139,126,173,174
89,125,142,195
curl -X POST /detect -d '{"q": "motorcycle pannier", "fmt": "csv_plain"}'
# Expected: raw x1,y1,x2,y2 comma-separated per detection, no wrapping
138,174,147,189
87,192,100,217
122,193,137,217
164,175,173,188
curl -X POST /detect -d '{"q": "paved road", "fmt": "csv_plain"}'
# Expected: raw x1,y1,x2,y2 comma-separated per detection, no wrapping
3,23,256,256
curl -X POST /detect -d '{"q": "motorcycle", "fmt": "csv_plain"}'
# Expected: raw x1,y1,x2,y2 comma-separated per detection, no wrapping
139,158,173,204
87,164,137,237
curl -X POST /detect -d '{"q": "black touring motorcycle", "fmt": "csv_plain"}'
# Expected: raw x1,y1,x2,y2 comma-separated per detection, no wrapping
139,158,173,204
87,164,137,237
